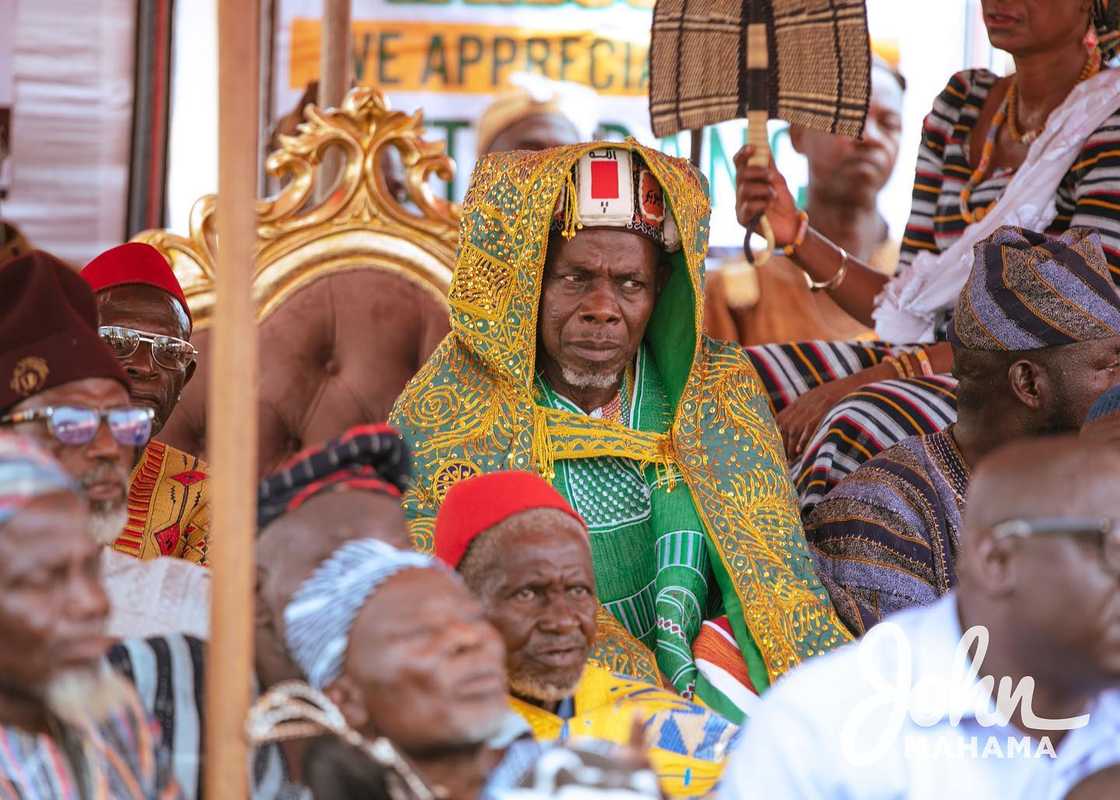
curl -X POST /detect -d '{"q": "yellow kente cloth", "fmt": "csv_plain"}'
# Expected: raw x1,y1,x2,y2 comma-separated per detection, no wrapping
112,440,211,565
390,141,851,720
510,665,736,798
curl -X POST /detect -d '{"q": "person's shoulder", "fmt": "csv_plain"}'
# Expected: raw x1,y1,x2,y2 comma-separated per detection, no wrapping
1079,71,1120,144
807,433,935,534
815,433,929,499
150,440,210,483
937,68,998,105
924,69,999,130
698,332,758,368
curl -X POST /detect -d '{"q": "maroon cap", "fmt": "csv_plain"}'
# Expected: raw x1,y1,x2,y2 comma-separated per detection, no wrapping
0,251,129,413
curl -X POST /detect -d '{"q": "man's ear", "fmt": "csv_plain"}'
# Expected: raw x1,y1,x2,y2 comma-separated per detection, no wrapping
326,674,370,732
1007,358,1046,411
183,359,197,387
964,534,1016,599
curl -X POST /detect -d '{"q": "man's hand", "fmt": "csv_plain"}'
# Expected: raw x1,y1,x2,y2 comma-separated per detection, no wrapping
733,145,801,246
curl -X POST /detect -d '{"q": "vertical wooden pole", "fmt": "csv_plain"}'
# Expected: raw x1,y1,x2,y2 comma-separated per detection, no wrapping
689,128,703,169
320,0,350,109
206,0,260,797
317,0,350,199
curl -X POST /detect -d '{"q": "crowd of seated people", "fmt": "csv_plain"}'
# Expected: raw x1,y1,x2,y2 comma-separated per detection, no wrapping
2,3,1120,798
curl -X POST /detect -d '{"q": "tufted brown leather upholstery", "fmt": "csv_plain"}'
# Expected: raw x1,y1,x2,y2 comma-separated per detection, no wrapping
134,88,459,477
159,269,449,476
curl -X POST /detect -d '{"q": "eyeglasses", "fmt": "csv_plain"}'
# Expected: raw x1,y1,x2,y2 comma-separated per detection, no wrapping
992,516,1120,574
0,405,154,447
98,325,197,372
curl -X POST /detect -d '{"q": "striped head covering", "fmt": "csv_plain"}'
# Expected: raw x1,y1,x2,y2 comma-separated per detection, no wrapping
0,433,79,527
257,424,410,530
284,538,448,689
948,227,1120,351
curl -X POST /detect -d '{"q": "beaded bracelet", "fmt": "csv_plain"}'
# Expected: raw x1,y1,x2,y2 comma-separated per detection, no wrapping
914,348,935,377
883,356,906,379
782,211,810,257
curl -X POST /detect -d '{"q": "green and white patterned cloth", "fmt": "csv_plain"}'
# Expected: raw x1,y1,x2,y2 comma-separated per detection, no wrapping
536,346,715,697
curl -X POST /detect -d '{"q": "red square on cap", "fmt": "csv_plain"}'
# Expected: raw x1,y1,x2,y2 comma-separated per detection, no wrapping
590,160,620,200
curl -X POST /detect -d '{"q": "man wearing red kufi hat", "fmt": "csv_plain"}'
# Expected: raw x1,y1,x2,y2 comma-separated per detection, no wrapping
81,243,211,566
434,470,739,799
0,250,209,640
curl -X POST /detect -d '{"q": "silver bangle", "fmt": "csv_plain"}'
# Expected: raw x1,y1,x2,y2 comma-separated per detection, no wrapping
802,246,849,292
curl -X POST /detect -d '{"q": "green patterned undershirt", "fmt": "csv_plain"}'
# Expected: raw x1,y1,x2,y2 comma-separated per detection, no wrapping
535,345,713,695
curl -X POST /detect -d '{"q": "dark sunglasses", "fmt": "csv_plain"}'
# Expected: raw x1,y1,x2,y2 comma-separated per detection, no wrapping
98,325,197,372
992,516,1120,575
0,405,154,447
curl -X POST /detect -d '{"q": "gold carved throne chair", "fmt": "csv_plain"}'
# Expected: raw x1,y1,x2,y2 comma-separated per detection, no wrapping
133,88,457,475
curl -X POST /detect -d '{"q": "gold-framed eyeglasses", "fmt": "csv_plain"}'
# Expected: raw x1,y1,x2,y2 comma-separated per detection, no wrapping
992,517,1120,574
98,325,198,372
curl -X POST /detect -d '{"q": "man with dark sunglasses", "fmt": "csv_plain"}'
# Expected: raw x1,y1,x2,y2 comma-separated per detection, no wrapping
721,436,1120,798
81,242,211,566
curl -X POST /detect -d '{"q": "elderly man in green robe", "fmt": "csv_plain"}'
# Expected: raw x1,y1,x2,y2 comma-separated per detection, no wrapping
390,142,848,720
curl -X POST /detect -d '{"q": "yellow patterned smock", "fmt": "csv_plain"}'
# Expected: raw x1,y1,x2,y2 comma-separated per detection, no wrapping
389,141,850,721
112,440,210,565
510,664,737,799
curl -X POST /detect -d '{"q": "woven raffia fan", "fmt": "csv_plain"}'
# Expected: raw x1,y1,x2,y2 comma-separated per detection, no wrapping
649,0,872,306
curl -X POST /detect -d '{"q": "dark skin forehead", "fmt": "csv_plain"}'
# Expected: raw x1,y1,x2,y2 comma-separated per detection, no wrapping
485,112,581,154
354,568,487,645
964,437,1120,541
0,492,99,583
96,284,191,340
486,511,594,594
544,228,661,279
11,377,131,414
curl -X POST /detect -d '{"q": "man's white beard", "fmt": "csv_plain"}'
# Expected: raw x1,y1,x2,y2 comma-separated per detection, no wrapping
45,664,132,728
89,502,128,547
560,366,622,392
509,672,580,705
457,703,510,746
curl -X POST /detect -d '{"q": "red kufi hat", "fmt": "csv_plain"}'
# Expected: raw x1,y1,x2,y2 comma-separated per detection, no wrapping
434,470,586,568
81,243,192,329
